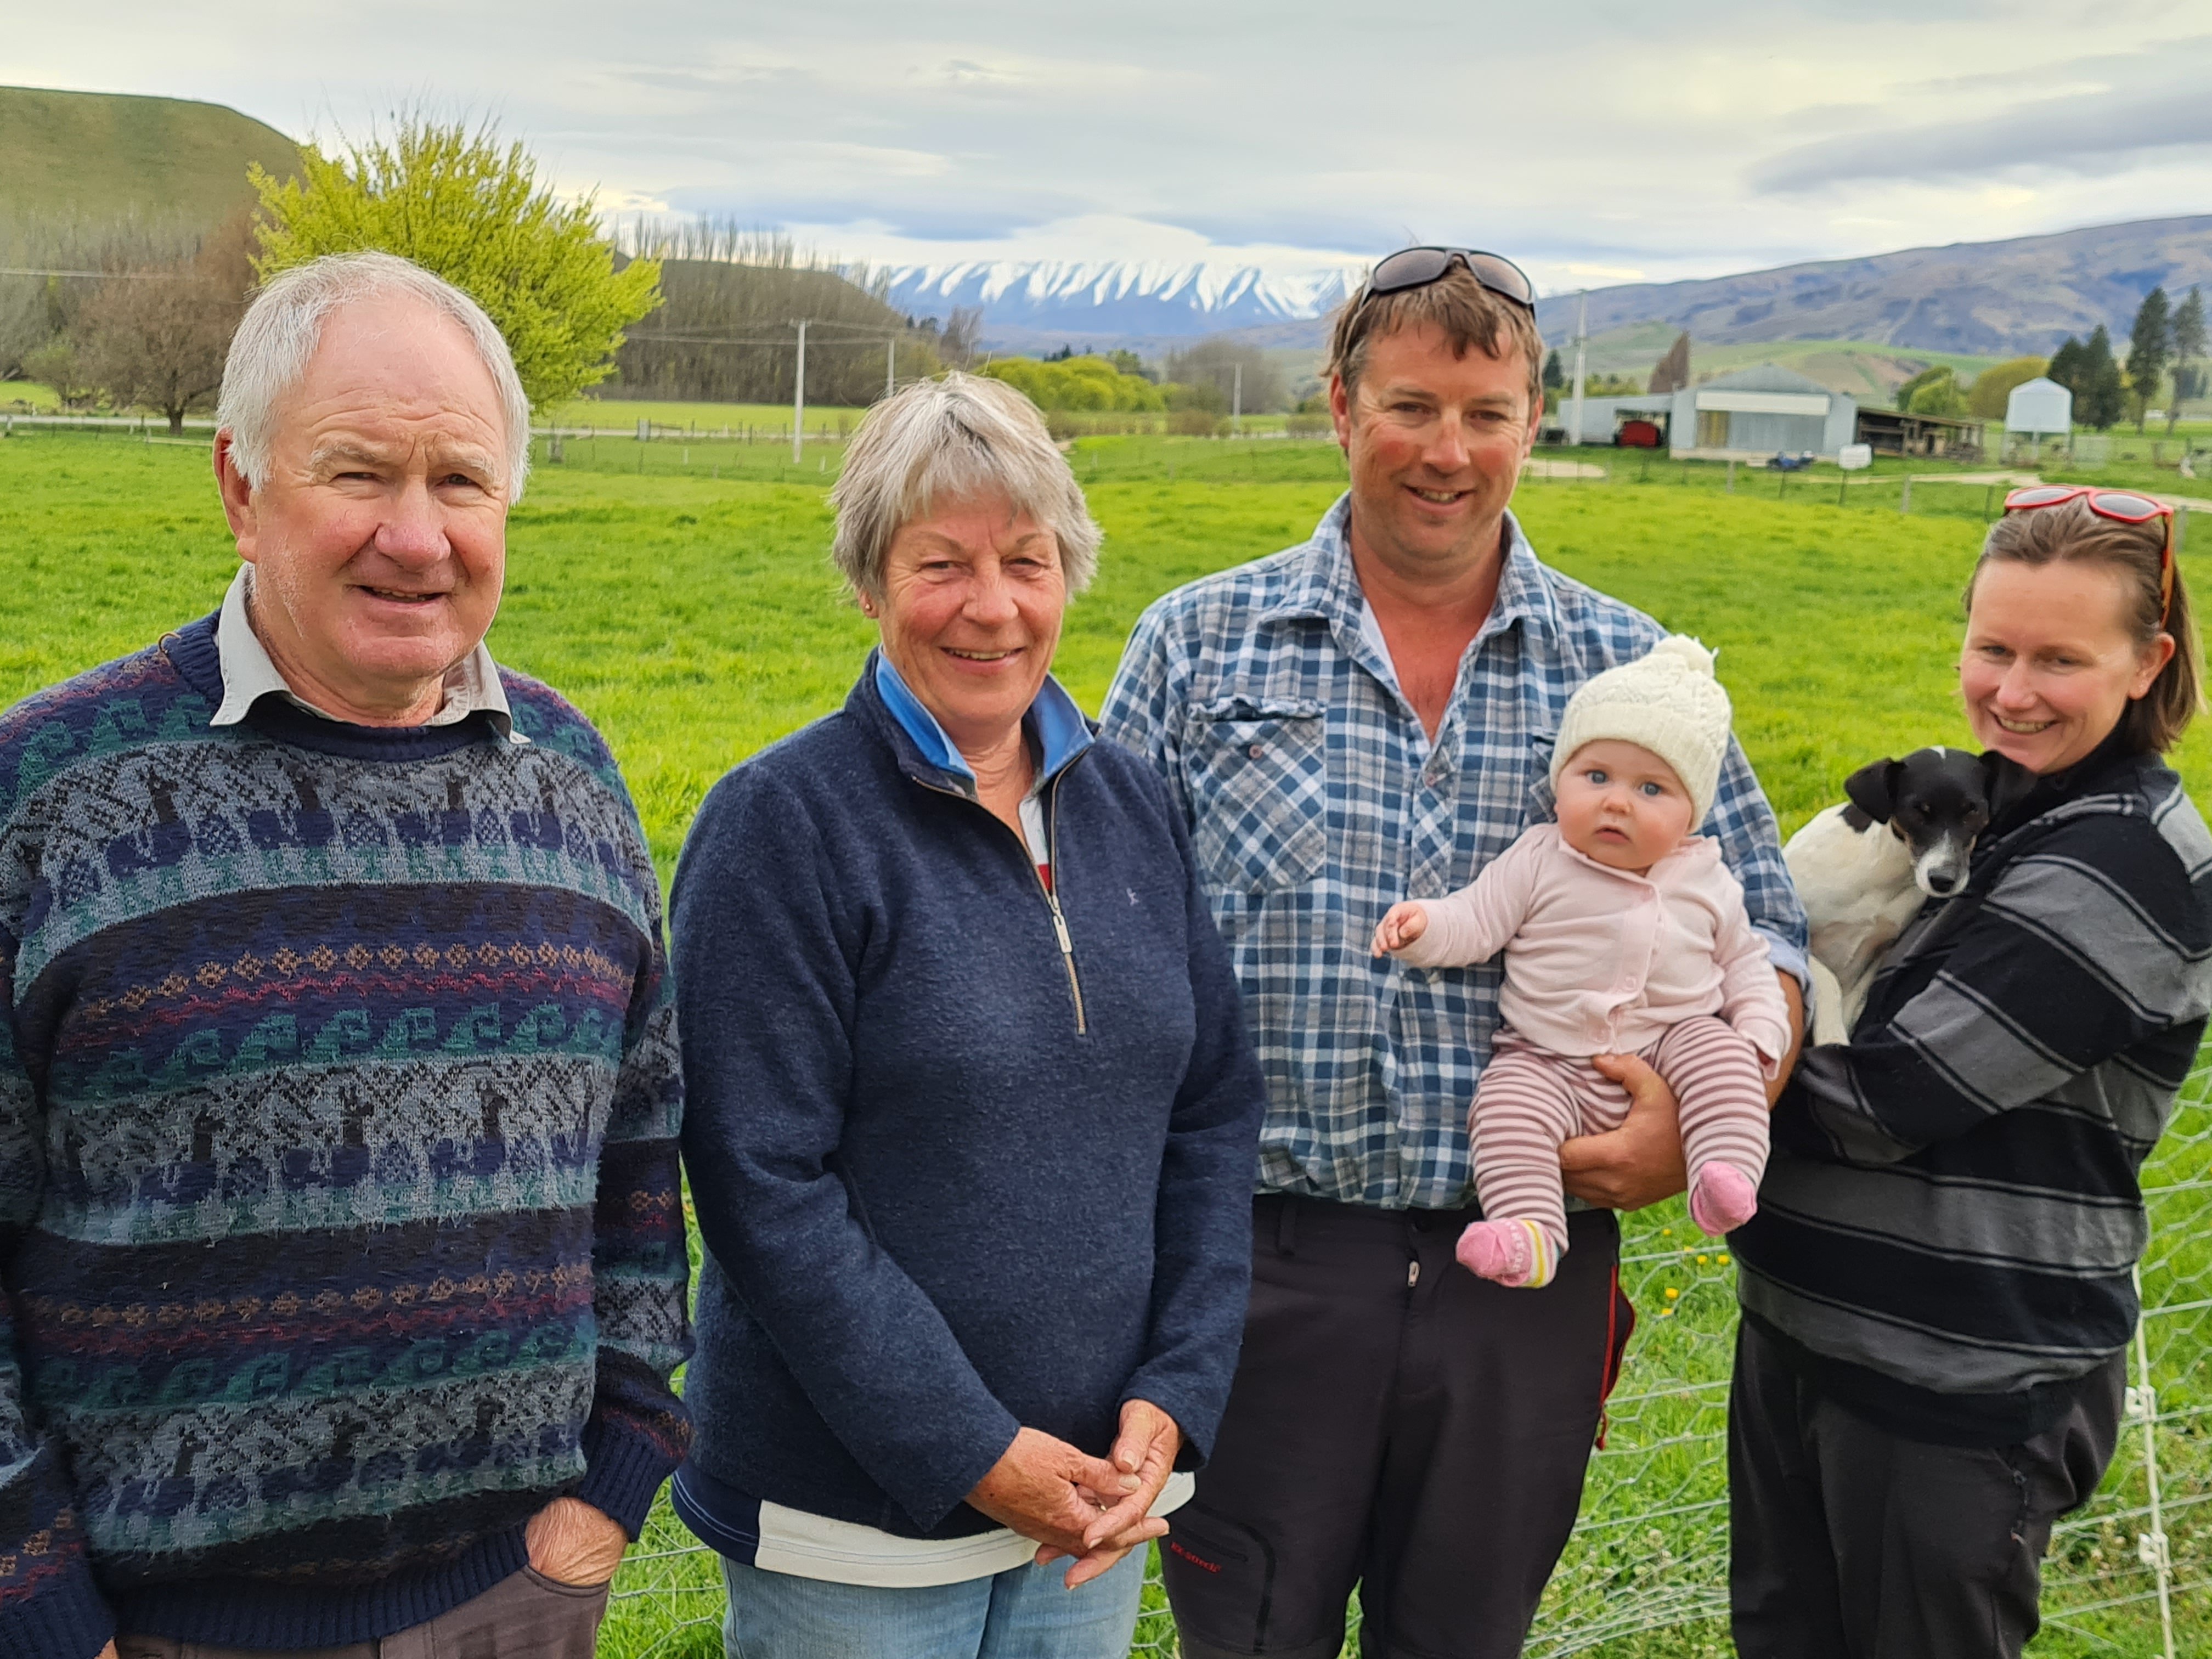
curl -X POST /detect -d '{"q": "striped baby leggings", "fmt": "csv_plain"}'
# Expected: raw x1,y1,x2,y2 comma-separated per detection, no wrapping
1474,1016,1770,1276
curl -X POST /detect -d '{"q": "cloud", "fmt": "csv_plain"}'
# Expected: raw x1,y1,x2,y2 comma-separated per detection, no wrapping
15,0,2212,294
1754,88,2212,191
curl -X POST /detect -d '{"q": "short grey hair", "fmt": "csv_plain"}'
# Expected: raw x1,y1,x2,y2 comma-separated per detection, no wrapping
217,251,532,501
829,373,1102,599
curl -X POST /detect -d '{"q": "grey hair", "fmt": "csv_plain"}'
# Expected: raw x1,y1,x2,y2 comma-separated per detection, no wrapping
216,251,532,501
828,372,1102,600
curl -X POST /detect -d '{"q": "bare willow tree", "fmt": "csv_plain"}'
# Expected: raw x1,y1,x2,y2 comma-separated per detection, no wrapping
1647,331,1692,395
608,221,947,407
78,214,257,434
1163,337,1288,413
0,209,201,383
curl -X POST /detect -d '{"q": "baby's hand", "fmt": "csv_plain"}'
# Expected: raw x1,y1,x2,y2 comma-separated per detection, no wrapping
1373,902,1429,956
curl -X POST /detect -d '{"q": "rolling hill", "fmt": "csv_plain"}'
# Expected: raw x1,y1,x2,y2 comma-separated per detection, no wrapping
1531,217,2212,359
0,84,298,226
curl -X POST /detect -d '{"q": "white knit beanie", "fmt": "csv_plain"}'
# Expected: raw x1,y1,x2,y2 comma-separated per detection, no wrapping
1550,636,1733,827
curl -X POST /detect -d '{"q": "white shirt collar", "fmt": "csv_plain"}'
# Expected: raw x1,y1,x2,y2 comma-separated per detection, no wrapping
209,567,522,741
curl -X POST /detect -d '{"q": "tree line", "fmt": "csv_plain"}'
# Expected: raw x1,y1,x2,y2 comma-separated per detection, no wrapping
2046,285,2205,435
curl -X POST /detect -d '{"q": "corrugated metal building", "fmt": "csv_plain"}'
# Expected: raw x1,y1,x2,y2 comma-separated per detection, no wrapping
1667,365,1858,461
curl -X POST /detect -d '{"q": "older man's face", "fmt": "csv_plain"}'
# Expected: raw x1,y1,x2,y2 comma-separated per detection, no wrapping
216,294,509,723
1330,320,1539,578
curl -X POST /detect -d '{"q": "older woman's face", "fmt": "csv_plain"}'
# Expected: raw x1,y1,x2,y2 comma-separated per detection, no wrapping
868,495,1066,757
1961,558,2173,775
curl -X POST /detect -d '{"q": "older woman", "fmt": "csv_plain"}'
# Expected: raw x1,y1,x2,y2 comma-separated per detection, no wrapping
669,374,1266,1658
1729,488,2212,1659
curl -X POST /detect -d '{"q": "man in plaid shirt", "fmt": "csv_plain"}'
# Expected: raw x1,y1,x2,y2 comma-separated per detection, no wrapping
1101,250,1807,1659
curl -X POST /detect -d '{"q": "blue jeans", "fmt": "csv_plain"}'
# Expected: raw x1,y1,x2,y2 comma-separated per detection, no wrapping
719,1548,1148,1659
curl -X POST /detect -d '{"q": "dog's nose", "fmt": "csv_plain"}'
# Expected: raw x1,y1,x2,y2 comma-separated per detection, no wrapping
1926,872,1959,896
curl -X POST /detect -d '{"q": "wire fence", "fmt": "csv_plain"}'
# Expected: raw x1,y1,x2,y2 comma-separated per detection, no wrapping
602,1051,2212,1659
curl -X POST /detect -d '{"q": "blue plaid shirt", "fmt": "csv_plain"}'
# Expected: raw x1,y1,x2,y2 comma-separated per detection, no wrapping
1099,494,1808,1211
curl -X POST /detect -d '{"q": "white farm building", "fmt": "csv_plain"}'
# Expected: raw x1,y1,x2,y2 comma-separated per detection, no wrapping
1667,365,1858,462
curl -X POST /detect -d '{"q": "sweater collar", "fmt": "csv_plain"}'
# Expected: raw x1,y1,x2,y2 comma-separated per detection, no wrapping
859,650,1094,800
162,613,507,764
208,567,521,742
1990,725,2149,839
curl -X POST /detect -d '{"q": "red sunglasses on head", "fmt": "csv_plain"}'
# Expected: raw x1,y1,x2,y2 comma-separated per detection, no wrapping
2001,484,2176,619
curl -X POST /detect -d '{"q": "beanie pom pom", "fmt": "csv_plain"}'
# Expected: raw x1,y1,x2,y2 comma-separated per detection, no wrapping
1649,635,1715,678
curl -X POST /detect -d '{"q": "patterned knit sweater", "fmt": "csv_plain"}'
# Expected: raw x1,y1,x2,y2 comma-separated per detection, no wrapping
0,615,692,1657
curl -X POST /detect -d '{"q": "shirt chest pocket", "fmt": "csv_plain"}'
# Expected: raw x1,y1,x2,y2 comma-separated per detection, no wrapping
1182,697,1328,895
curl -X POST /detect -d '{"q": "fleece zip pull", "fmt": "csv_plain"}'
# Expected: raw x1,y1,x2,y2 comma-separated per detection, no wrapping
913,768,1091,1036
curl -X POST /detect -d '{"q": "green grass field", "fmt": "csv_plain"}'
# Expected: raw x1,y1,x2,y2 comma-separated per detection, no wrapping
2,425,2208,1657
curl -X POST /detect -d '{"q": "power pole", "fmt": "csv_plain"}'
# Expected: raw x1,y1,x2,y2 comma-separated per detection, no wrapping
792,319,808,464
885,335,896,402
1569,291,1588,447
1233,363,1243,435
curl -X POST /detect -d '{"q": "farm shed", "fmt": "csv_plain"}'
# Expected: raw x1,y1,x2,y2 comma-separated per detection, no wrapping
1855,407,1987,460
1667,366,1857,462
2005,377,2072,437
1546,393,1673,446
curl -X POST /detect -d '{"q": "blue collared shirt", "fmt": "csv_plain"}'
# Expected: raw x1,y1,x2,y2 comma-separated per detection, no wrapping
1099,494,1808,1211
872,652,1095,789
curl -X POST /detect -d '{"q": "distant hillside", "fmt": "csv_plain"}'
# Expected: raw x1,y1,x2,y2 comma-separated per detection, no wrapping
1533,217,2212,358
1568,323,2002,400
911,217,2212,370
0,85,298,225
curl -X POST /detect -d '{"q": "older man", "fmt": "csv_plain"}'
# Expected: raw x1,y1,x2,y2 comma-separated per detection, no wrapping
0,252,691,1659
1101,249,1808,1658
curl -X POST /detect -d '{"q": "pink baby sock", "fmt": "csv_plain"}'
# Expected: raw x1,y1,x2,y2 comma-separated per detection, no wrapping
1689,1163,1758,1235
1455,1218,1558,1289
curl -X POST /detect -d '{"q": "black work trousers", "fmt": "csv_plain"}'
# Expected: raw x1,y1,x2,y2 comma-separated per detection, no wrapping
1729,1316,2125,1659
1163,1195,1632,1659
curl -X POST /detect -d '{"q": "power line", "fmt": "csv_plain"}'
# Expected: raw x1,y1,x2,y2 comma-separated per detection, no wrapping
0,267,175,279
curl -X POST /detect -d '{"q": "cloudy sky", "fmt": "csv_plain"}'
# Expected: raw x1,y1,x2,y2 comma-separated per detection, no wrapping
14,0,2212,293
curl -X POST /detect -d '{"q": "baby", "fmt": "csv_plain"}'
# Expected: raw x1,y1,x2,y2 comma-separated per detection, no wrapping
1372,636,1790,1289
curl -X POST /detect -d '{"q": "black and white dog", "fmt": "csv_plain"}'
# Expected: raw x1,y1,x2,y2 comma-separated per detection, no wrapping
1785,746,2032,1042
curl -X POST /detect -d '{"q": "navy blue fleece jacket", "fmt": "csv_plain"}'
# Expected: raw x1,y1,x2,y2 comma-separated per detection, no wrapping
670,657,1265,1538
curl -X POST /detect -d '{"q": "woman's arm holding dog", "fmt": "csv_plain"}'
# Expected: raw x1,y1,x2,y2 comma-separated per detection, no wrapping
1776,815,2208,1166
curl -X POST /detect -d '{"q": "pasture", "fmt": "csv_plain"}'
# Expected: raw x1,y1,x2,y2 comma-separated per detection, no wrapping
2,426,2208,1657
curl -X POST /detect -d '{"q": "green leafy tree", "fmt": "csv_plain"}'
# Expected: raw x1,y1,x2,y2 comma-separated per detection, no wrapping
1891,364,1955,410
1907,374,1970,419
978,354,1165,413
1966,357,2049,420
1542,348,1565,392
249,116,660,409
2124,287,2171,434
2168,286,2205,435
2077,326,2126,431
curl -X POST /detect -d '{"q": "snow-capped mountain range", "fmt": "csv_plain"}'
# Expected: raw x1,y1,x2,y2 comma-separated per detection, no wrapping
879,259,1358,342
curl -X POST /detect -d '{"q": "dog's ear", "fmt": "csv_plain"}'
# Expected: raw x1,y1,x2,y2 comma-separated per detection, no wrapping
1979,749,2035,822
1843,757,1903,825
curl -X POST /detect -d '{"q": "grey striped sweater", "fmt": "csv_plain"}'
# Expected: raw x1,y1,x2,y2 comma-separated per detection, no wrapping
1734,741,2212,1444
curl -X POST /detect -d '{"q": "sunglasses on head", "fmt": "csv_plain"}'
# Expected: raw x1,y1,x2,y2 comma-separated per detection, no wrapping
2001,484,2176,619
1362,246,1538,314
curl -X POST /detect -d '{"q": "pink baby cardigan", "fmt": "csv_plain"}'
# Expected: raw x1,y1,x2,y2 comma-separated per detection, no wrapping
1389,821,1792,1073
